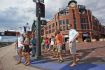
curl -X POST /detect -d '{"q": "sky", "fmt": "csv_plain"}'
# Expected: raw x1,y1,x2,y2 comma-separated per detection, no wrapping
0,0,105,32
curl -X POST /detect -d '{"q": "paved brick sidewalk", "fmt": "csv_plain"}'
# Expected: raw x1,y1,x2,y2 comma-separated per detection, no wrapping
41,41,105,64
0,41,105,70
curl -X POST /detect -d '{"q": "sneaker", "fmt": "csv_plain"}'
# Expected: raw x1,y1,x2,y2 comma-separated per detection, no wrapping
25,62,30,66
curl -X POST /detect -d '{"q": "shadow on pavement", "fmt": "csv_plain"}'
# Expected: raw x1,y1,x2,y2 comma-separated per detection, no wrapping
60,64,97,70
80,57,105,64
77,46,105,60
30,58,56,64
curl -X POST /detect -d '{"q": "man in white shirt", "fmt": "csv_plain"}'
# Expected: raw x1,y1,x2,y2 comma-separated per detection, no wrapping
69,29,79,67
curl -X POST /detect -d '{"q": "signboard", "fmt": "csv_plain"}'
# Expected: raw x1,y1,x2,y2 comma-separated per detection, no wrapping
41,20,47,25
82,32,89,37
83,33,88,37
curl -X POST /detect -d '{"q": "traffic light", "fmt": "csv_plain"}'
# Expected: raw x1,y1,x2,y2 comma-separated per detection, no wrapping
36,2,45,17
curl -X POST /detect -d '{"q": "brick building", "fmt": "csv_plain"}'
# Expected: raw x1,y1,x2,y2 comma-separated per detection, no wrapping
42,0,105,42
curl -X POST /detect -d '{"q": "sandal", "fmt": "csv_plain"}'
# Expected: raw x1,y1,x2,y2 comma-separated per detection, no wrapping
16,61,21,65
25,62,30,66
58,60,64,63
70,63,77,67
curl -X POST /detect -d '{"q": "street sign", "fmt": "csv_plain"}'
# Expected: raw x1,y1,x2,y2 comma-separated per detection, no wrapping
36,2,45,17
41,20,47,25
33,0,45,59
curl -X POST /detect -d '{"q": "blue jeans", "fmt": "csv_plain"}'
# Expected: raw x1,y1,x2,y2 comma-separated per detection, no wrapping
32,46,36,56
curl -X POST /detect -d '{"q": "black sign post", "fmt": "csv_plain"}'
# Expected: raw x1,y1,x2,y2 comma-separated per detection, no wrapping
33,0,45,59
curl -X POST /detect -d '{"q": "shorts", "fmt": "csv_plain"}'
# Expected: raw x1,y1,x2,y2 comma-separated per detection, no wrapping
62,44,66,50
57,44,62,53
23,45,30,53
45,44,49,49
17,46,23,52
69,40,76,54
53,45,57,51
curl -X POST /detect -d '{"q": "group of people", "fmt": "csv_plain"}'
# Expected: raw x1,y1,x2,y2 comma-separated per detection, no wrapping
15,33,36,66
41,29,79,67
15,28,79,67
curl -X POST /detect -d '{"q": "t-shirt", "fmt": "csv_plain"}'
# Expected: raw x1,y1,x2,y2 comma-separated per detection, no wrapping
50,38,55,45
24,38,29,46
69,29,78,42
17,36,24,47
55,34,63,45
30,38,36,46
45,38,49,45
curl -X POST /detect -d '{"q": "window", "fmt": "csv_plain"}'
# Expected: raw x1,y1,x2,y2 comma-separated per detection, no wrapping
80,18,87,23
63,20,65,25
59,20,62,25
52,23,54,27
63,26,65,31
65,19,70,30
59,20,65,25
56,22,57,25
45,27,47,30
66,19,69,24
49,25,51,29
52,29,55,33
81,24,86,29
49,30,51,34
46,31,48,34
60,26,63,31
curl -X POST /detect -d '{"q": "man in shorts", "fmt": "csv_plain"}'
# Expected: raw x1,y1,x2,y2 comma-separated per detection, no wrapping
69,29,79,67
55,30,63,62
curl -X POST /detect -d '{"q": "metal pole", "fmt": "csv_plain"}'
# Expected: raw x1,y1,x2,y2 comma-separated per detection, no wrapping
35,16,41,59
33,0,44,59
35,0,41,59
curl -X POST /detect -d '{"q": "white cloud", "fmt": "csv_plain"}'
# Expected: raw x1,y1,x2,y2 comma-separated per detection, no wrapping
0,0,105,32
0,0,36,31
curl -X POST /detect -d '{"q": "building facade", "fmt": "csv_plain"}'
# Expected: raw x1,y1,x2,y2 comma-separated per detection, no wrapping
42,0,105,42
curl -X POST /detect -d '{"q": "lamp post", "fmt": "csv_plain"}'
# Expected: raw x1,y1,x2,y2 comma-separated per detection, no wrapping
33,0,45,59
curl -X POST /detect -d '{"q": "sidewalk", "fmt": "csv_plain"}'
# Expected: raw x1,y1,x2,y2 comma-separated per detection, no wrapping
28,41,105,70
16,41,105,70
0,41,105,70
0,44,40,70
